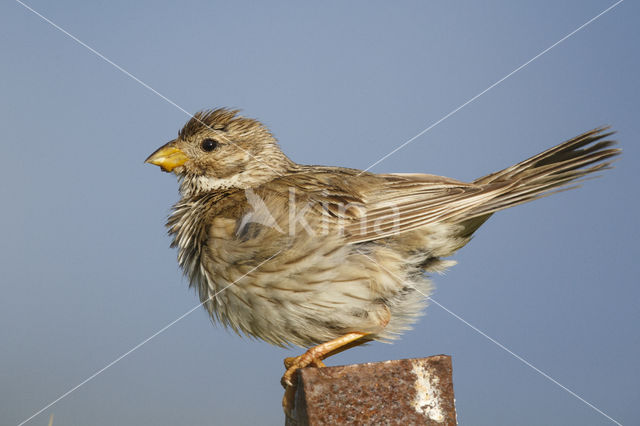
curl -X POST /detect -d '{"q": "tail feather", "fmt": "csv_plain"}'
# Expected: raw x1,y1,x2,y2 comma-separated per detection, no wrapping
474,127,618,185
465,127,620,219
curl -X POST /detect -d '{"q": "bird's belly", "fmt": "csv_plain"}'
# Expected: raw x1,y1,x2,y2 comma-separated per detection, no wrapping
197,234,438,347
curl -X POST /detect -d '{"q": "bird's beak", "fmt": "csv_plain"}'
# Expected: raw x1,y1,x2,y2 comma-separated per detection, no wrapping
145,141,188,172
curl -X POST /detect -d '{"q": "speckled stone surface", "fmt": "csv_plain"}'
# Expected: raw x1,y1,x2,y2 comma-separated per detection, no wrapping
286,355,456,425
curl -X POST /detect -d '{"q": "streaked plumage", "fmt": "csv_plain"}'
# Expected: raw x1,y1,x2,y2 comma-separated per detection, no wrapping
146,108,619,413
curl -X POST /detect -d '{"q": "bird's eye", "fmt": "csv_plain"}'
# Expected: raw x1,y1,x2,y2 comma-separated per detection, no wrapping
201,138,218,152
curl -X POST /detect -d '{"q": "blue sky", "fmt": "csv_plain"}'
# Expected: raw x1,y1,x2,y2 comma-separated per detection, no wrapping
1,1,638,425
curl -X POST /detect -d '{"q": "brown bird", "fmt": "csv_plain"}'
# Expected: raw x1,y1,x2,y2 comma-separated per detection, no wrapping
146,108,619,415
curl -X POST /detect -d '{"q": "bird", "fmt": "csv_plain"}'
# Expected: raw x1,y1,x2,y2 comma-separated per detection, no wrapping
146,108,619,416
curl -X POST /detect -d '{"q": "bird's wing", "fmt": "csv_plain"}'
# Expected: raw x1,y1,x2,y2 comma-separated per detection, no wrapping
276,169,495,244
260,128,618,245
339,173,495,244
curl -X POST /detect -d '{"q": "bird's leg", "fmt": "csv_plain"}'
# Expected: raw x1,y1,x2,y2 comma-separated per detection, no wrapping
281,332,370,388
281,332,370,419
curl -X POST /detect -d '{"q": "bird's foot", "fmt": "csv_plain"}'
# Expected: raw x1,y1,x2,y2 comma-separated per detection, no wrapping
281,353,326,388
282,355,326,383
280,332,370,419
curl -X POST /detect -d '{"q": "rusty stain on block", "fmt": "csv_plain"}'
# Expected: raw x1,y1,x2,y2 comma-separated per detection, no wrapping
285,355,456,425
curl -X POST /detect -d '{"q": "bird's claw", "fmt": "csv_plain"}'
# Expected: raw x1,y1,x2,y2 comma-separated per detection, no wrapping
281,355,325,388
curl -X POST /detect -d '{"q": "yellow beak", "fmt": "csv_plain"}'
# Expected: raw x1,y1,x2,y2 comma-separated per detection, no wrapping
145,143,188,172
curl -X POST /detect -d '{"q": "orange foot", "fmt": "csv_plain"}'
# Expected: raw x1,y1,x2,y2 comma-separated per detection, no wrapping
281,332,370,418
281,355,325,387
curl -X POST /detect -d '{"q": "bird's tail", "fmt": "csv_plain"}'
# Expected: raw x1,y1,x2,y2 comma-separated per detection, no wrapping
465,127,620,220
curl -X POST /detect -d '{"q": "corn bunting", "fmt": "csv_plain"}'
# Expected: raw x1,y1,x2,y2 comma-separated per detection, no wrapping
146,108,619,415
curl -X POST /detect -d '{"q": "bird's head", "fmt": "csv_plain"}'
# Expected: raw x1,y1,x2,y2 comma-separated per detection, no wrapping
146,108,293,195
